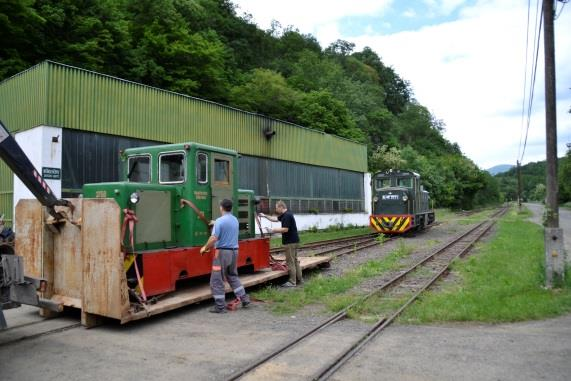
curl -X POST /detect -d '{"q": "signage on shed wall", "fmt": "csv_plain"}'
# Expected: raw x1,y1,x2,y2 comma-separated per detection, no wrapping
42,167,61,180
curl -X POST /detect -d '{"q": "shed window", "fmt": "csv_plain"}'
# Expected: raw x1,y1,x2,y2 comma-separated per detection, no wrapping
160,153,185,183
127,156,150,183
397,177,413,188
214,159,230,184
197,153,208,184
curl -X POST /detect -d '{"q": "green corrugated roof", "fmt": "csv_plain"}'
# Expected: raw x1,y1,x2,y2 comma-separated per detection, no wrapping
0,61,367,172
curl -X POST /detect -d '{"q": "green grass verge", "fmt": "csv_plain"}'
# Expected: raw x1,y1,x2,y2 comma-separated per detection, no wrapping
435,208,499,226
270,226,372,249
254,240,413,314
400,207,571,324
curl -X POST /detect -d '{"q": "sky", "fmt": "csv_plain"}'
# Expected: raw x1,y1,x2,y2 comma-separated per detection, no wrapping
232,0,571,170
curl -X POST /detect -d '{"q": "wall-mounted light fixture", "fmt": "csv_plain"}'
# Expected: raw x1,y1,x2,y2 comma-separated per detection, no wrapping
263,128,276,140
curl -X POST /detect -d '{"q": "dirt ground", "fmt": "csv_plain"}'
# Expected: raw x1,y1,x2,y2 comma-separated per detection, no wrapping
1,220,458,381
4,211,569,381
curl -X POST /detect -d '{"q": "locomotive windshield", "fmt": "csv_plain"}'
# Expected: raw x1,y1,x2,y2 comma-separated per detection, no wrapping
397,177,413,188
159,152,185,183
127,155,151,183
375,177,391,189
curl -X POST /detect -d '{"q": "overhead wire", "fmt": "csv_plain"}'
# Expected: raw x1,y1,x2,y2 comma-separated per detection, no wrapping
518,0,532,162
519,0,543,164
554,0,568,20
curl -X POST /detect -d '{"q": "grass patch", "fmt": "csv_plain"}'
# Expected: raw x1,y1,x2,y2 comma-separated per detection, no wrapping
455,208,498,225
434,208,496,225
433,208,456,223
270,226,372,249
400,207,571,324
348,294,410,323
254,239,413,314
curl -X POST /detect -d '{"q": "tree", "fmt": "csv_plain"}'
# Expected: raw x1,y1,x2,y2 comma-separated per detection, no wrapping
35,0,132,76
126,0,231,99
369,145,406,172
295,90,363,141
559,149,571,203
0,0,45,78
286,51,344,92
325,39,355,56
352,47,411,114
229,68,301,122
532,183,546,202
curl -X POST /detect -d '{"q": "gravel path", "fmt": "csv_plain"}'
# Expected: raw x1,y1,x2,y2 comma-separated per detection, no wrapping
1,212,497,381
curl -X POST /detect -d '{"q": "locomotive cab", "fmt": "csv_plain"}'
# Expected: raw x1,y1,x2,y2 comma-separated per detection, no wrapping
82,142,269,298
370,169,435,234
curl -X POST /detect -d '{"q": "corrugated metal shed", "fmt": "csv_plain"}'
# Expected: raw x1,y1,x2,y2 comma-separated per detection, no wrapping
0,61,367,172
0,61,369,224
0,160,13,224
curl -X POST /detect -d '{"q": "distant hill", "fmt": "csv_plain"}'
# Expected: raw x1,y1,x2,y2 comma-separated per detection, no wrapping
487,164,514,175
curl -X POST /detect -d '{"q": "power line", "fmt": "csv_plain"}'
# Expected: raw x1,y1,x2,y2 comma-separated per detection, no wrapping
518,0,532,161
520,1,543,163
555,0,569,20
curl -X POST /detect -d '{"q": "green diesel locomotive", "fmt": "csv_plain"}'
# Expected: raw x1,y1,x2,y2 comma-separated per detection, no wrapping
82,142,269,299
370,169,435,234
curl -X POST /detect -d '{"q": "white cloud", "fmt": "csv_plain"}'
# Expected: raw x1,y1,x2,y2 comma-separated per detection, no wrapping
352,0,571,168
233,0,393,34
403,9,417,18
233,0,571,168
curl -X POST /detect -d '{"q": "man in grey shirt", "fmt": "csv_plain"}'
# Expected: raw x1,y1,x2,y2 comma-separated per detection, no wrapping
200,199,250,313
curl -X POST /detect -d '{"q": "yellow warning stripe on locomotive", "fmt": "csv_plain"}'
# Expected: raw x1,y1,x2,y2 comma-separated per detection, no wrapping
370,215,411,233
124,253,144,290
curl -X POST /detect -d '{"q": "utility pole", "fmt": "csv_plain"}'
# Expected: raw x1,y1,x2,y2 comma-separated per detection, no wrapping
516,160,522,209
542,0,565,287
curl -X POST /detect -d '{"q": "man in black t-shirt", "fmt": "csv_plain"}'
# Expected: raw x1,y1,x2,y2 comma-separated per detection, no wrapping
259,200,302,287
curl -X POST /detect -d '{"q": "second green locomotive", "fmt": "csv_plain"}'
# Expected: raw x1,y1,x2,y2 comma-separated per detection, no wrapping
370,169,435,234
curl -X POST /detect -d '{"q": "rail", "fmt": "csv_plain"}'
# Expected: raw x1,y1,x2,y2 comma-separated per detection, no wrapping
225,207,507,381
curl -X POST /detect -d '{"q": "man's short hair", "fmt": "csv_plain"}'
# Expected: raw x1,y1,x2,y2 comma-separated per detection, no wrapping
276,200,287,209
220,199,233,212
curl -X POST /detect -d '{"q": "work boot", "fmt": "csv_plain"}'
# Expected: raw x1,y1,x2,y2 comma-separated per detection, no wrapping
241,295,251,308
209,306,227,314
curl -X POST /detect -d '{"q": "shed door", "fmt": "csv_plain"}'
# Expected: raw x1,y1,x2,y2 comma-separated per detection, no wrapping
211,154,233,219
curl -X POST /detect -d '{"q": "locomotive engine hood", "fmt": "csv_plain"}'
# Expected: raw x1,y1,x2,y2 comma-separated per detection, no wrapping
374,187,410,215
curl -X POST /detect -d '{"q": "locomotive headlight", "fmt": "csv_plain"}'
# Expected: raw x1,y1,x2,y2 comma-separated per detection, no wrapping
130,192,140,205
402,195,409,202
373,196,379,203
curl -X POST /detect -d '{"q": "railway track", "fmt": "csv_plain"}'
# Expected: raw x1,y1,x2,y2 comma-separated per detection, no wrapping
0,317,81,348
270,222,439,260
0,219,443,349
270,233,378,256
226,208,507,381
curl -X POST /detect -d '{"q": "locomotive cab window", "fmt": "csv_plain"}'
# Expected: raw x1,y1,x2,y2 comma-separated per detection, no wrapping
376,178,391,189
397,177,413,188
196,153,208,184
127,155,151,183
159,152,185,184
214,159,230,184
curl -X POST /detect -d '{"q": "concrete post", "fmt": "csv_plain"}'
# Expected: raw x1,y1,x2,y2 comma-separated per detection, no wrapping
544,228,566,288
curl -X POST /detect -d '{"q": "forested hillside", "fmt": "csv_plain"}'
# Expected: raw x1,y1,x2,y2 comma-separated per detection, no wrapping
496,150,571,204
0,0,501,209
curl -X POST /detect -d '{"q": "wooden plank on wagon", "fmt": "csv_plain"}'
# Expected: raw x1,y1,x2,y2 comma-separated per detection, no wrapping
122,255,331,323
82,199,129,320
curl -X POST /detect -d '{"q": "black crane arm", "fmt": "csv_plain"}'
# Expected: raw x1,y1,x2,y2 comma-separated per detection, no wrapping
0,120,71,219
